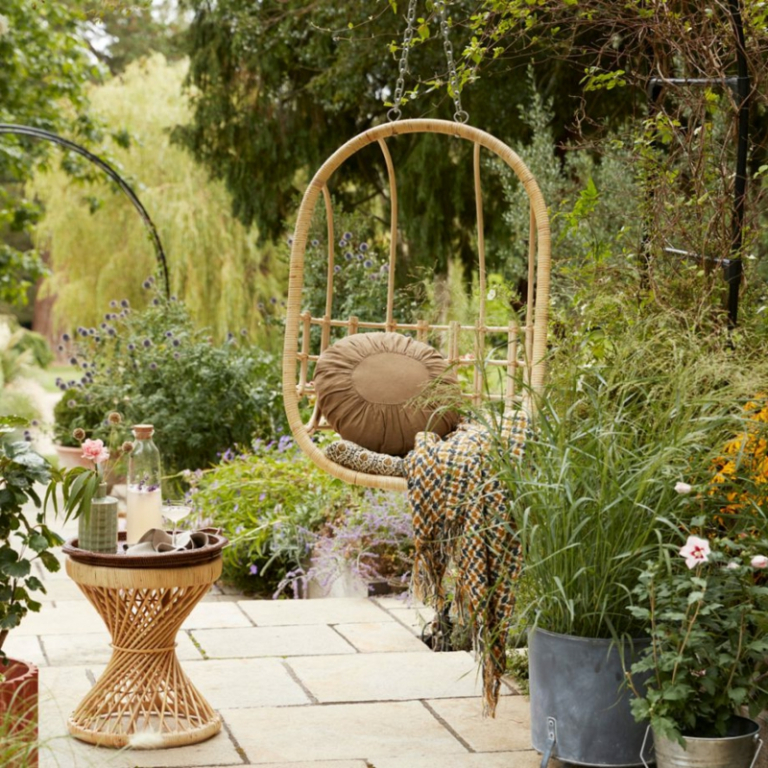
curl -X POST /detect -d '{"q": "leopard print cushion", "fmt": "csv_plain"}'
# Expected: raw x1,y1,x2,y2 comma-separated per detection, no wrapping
324,440,406,477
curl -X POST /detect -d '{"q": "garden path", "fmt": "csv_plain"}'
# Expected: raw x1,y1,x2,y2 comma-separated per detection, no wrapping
10,509,558,768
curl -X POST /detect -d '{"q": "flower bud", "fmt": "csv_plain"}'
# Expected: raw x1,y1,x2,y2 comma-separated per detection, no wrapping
121,441,134,454
107,411,122,425
674,482,693,495
751,555,768,569
72,428,86,441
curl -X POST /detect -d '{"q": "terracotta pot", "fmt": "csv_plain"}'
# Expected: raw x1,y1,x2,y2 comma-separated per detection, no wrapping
0,657,38,767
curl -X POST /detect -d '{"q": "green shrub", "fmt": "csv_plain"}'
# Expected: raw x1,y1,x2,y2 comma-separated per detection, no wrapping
191,438,350,595
53,281,286,475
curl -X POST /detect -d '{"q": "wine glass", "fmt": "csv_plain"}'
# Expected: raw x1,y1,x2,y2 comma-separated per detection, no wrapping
162,500,192,547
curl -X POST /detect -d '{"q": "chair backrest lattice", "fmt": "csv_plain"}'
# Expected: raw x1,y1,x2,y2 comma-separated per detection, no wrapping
283,119,551,491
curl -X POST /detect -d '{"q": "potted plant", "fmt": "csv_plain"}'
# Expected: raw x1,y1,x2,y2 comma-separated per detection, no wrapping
495,336,730,767
628,530,768,768
0,418,65,767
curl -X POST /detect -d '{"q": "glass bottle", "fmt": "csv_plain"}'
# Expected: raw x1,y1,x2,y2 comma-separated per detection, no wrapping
126,424,163,544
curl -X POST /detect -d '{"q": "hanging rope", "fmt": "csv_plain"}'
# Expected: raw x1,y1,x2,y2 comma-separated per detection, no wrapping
387,0,468,124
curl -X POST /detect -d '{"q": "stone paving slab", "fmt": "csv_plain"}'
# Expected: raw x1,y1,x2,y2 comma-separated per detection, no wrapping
183,658,312,708
223,701,469,763
14,601,105,635
40,730,242,768
3,633,47,666
239,597,392,626
333,622,431,653
41,628,202,666
191,625,358,658
182,600,254,630
371,753,551,768
287,651,496,703
426,696,533,752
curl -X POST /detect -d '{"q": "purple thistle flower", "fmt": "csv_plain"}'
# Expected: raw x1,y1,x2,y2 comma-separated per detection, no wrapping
128,343,136,351
107,328,116,336
100,323,107,329
153,298,160,305
334,264,341,274
343,231,353,241
94,336,101,342
356,252,364,261
171,295,177,301
311,239,320,247
364,259,373,268
172,338,180,347
344,252,353,261
67,399,76,408
57,345,64,352
62,332,71,342
149,362,157,370
270,297,277,305
173,352,180,360
359,242,369,252
120,299,129,308
69,357,78,365
143,339,152,348
338,240,346,248
142,280,151,289
165,331,173,338
79,328,88,336
240,328,247,336
109,300,117,308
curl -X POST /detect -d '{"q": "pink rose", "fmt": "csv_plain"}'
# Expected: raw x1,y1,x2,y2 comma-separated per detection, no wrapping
751,555,768,570
679,535,711,569
81,438,110,465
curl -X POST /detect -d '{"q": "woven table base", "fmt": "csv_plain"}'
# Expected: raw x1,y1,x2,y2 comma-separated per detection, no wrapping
65,558,222,748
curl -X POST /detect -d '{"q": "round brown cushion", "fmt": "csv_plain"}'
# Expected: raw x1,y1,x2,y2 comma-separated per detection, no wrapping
314,332,460,456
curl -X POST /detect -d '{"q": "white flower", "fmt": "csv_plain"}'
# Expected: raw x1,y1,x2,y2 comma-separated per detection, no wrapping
674,482,693,495
751,555,768,570
679,535,711,570
486,289,497,301
0,15,9,37
727,561,741,570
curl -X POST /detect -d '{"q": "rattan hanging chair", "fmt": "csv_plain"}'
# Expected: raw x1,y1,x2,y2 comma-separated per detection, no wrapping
282,118,551,492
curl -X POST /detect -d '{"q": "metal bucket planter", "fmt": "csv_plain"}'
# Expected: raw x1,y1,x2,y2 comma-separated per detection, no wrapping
529,627,650,767
641,715,763,768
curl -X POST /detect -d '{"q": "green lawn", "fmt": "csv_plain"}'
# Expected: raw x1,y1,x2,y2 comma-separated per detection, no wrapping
31,364,80,393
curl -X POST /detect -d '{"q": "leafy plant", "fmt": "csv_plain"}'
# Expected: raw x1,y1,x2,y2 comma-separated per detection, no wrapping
53,280,286,476
276,489,414,598
497,323,742,639
191,438,348,595
629,532,768,744
0,419,62,655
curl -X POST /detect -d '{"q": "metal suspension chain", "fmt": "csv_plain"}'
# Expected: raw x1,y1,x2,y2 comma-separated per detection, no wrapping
387,0,419,122
434,0,468,123
387,0,469,124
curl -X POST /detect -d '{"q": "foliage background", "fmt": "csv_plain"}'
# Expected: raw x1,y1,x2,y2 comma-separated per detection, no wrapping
32,55,285,346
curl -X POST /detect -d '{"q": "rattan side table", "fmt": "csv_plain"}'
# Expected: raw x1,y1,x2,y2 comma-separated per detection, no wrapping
65,557,222,748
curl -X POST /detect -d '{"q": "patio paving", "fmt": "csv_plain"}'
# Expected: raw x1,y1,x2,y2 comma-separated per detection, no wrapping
14,514,555,767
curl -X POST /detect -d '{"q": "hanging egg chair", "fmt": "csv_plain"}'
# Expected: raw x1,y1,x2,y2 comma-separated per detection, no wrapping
282,6,551,492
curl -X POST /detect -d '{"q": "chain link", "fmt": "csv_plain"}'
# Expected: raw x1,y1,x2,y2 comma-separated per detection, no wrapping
387,0,468,124
434,0,468,123
387,0,419,122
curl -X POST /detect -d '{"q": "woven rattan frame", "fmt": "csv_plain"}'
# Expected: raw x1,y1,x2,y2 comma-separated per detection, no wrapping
65,558,222,748
283,119,551,491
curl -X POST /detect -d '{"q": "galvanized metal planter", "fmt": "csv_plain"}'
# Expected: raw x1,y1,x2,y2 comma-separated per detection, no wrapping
529,627,650,767
641,716,763,768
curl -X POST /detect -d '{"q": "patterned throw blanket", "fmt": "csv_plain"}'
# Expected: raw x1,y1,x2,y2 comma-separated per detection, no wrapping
404,410,529,716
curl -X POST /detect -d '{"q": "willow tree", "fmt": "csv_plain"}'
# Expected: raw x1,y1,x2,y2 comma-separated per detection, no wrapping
33,55,284,346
